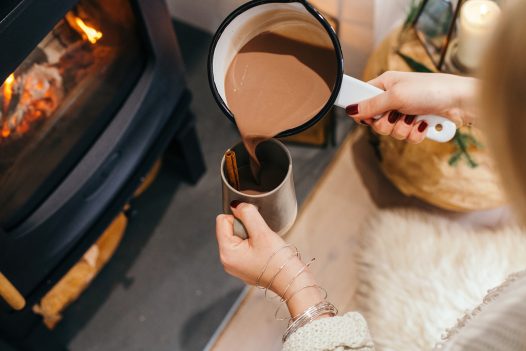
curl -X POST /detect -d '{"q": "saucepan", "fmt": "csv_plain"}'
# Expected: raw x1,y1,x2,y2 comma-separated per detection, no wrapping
208,0,457,143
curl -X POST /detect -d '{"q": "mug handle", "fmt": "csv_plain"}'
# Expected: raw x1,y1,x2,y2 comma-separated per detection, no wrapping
334,75,457,143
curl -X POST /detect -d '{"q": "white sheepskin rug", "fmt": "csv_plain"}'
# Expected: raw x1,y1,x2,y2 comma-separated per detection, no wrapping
355,210,526,351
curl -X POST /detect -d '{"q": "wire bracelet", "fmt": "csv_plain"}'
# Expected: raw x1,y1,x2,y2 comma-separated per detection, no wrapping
255,244,296,289
275,258,316,302
264,250,301,300
282,301,338,342
274,284,328,321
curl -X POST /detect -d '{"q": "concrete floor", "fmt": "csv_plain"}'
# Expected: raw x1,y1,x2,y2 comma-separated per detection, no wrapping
3,21,353,351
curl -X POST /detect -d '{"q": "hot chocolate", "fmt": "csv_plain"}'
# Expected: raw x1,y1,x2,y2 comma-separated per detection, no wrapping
237,163,285,195
225,31,337,177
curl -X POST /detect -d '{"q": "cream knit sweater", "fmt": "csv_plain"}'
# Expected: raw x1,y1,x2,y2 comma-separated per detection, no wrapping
283,271,526,351
283,312,374,351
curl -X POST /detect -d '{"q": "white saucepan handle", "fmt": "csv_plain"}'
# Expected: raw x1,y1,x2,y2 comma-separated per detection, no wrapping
334,75,456,143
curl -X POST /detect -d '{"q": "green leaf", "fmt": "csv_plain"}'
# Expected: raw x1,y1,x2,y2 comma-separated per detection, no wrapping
448,151,462,166
396,51,434,73
465,153,479,168
403,0,424,29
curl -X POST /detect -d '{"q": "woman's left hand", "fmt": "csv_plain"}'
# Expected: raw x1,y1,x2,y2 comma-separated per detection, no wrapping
216,202,326,317
216,202,306,292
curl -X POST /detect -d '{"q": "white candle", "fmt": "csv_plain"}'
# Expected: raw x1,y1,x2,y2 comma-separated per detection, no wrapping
456,0,501,70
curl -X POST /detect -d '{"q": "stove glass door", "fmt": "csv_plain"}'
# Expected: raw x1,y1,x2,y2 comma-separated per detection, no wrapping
0,0,146,227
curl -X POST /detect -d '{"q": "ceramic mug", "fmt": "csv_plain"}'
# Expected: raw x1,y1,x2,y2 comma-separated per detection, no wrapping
221,139,297,239
208,0,457,143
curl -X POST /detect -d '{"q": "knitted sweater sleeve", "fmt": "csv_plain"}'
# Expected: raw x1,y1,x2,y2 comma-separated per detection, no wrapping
282,312,375,351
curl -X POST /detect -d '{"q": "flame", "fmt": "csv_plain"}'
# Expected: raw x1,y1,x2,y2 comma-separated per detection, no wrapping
4,73,15,86
1,68,61,141
74,17,102,44
2,73,15,114
1,127,10,138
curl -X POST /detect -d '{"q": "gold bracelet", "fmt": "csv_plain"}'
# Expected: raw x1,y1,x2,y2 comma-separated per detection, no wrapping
282,301,338,342
277,258,316,301
274,285,328,321
255,244,296,289
264,250,300,300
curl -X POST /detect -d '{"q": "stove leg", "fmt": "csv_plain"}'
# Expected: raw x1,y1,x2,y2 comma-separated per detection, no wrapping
165,111,206,184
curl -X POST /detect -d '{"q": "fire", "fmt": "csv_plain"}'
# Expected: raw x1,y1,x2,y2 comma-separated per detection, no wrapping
74,16,102,44
4,73,14,87
2,73,15,113
1,66,62,141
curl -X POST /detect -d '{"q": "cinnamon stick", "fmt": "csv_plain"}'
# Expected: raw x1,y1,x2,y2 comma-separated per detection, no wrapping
225,150,240,190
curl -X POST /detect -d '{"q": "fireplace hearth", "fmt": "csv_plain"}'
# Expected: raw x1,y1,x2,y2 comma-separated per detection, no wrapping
0,0,205,349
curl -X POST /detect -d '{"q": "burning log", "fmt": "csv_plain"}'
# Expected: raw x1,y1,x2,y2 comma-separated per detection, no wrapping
0,8,105,142
0,65,63,140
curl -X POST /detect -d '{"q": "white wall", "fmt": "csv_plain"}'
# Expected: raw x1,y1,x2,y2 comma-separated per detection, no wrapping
309,0,374,76
165,0,244,33
166,0,411,77
303,0,412,74
373,0,412,45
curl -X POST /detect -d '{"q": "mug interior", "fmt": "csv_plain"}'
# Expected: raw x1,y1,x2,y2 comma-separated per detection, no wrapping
210,1,343,136
222,139,291,196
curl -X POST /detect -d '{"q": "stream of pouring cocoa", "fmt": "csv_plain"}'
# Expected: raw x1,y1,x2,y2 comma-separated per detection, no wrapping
225,31,337,183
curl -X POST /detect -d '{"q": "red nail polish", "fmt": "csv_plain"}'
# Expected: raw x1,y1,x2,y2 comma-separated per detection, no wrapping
230,200,242,208
404,115,416,125
388,111,401,124
346,104,359,115
418,121,428,133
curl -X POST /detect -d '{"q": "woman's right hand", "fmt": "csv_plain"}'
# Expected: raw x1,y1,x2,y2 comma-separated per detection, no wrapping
346,71,478,143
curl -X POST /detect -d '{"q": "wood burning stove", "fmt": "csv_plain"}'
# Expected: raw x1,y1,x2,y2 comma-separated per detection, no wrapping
0,0,205,348
1,0,146,228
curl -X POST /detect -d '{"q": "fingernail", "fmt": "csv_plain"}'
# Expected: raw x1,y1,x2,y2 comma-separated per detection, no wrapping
346,104,359,115
418,121,428,133
230,200,242,208
388,111,401,124
404,115,416,125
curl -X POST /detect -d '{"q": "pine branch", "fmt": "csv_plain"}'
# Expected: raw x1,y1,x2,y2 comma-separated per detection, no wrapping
448,151,462,166
449,130,481,168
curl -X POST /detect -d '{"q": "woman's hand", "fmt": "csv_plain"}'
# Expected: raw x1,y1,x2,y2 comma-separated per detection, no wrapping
216,202,324,317
346,71,478,143
216,202,291,288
